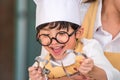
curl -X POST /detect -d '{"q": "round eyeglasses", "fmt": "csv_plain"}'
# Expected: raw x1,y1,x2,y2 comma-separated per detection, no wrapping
37,29,78,46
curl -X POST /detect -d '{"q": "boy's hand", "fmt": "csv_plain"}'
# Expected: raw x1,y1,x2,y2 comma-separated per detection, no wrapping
28,66,46,80
78,58,94,75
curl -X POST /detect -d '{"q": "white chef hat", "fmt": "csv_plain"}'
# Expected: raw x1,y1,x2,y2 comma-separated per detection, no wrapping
33,0,82,28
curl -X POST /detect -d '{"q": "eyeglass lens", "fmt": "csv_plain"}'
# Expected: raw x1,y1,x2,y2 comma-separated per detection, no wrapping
38,31,70,46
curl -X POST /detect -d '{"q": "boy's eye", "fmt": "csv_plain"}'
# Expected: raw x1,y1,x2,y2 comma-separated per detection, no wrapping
42,34,49,36
38,34,49,38
40,34,49,37
59,31,66,34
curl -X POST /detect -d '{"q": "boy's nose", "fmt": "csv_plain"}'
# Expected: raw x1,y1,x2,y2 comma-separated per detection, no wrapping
51,38,58,45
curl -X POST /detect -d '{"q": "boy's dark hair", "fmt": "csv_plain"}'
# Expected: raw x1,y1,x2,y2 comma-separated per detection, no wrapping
84,0,96,3
36,21,80,41
36,21,80,37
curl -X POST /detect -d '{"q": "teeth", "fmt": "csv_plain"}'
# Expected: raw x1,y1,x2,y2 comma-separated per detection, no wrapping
53,46,62,50
53,48,61,51
52,46,62,53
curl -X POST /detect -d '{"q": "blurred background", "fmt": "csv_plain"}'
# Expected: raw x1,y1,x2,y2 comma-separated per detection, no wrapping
0,0,41,80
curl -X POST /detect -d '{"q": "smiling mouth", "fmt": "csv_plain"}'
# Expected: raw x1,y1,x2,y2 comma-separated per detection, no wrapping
51,46,63,53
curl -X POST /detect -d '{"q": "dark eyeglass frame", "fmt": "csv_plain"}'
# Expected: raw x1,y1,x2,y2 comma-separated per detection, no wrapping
37,27,79,46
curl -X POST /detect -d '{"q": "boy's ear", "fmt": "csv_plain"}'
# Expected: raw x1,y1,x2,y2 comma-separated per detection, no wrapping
76,27,84,39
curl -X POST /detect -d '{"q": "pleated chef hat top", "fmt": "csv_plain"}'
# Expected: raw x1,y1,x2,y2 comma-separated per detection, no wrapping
33,0,82,28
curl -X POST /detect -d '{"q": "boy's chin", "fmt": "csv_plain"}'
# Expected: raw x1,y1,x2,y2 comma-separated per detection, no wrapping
52,53,67,60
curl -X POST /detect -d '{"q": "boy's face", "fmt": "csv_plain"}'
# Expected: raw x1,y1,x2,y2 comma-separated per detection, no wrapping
38,25,83,60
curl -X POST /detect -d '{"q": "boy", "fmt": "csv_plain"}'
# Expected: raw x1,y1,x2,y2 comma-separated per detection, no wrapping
28,0,119,80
